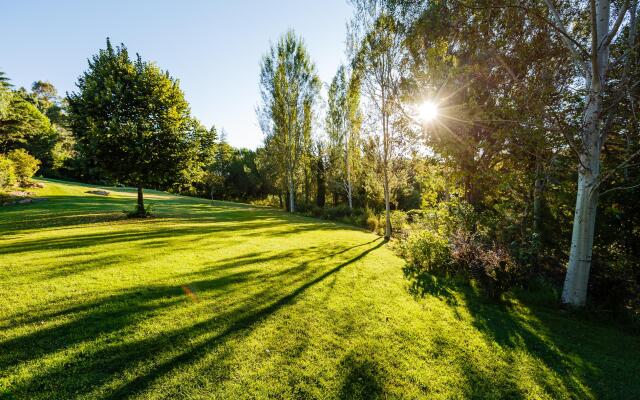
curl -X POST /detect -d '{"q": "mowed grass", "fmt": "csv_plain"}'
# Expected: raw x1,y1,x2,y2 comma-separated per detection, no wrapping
0,179,638,400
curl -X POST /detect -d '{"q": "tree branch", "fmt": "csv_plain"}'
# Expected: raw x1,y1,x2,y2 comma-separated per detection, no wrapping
542,0,591,76
600,181,640,196
600,0,630,50
596,147,640,187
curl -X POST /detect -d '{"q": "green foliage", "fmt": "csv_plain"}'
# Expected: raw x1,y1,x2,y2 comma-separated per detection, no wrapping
258,30,320,212
7,149,40,185
400,230,452,275
0,72,11,120
0,90,54,153
0,154,16,188
0,73,70,175
365,212,379,232
67,39,197,209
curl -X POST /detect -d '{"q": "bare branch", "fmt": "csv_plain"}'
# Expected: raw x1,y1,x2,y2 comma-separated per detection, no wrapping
543,0,591,76
596,147,640,187
600,182,640,196
600,0,631,50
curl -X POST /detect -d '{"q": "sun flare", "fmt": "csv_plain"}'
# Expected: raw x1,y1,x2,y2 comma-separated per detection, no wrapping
418,101,439,122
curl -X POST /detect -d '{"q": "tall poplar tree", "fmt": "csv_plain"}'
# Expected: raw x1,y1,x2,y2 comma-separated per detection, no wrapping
357,11,406,239
326,64,362,209
258,30,320,213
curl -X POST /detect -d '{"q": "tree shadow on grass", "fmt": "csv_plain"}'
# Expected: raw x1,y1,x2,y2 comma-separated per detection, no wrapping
337,351,385,400
0,271,255,373
402,263,457,304
403,268,640,399
1,238,384,399
0,192,288,233
102,239,384,399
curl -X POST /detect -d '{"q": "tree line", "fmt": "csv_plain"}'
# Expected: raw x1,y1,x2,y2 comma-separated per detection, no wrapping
1,0,638,315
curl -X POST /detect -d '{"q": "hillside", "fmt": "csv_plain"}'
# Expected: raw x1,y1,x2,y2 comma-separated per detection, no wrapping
0,179,638,399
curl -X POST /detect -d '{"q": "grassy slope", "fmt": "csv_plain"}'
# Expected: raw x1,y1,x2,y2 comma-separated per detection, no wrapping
0,179,638,400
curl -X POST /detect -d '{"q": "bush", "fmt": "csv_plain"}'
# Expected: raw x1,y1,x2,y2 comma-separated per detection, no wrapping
0,155,16,189
7,149,40,186
400,230,452,276
310,205,325,218
389,210,409,238
450,230,519,299
365,211,379,232
323,205,361,220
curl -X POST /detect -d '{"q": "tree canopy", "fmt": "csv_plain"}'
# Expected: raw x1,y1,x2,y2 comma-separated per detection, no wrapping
67,39,197,214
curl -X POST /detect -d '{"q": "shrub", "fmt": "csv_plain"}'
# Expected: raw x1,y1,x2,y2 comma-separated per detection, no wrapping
389,210,409,237
7,149,40,186
366,214,379,232
310,205,325,218
324,205,361,220
400,230,452,276
450,230,519,299
0,155,16,189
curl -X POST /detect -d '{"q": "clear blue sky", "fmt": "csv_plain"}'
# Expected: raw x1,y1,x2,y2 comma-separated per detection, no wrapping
1,0,353,149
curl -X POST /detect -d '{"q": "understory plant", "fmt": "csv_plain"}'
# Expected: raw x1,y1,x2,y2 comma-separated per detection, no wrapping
397,198,521,299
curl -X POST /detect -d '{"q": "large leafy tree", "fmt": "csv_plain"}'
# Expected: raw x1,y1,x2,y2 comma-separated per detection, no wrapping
67,39,196,215
258,30,320,212
0,75,60,173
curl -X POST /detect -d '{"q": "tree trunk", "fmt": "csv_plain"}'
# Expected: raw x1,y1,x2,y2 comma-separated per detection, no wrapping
383,165,391,240
316,156,326,208
288,174,295,213
345,137,353,210
562,166,599,306
382,109,391,240
532,155,545,251
137,185,144,215
562,87,602,306
549,0,627,307
304,167,309,209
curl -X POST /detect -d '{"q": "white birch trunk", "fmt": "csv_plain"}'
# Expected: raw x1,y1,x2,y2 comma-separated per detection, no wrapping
547,0,632,306
562,84,603,306
562,166,599,306
382,112,391,240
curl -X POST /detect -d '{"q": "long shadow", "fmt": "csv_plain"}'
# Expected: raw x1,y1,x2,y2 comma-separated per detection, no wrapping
0,193,348,236
403,268,640,398
0,271,255,374
103,239,384,399
1,239,384,399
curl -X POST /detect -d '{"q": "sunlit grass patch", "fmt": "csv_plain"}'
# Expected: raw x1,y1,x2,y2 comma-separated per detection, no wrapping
0,179,638,399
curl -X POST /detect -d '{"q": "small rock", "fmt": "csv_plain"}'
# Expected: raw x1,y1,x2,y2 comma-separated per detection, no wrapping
17,199,32,204
8,191,35,197
86,190,110,196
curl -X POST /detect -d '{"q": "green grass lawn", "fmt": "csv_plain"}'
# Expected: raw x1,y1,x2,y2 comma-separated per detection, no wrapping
0,179,638,399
